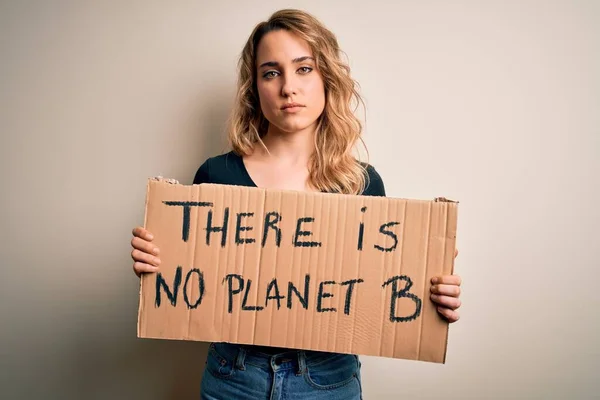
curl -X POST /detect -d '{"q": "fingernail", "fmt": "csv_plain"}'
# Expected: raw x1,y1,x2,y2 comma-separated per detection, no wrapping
430,294,437,300
154,258,161,265
153,247,160,255
148,233,154,240
431,277,438,284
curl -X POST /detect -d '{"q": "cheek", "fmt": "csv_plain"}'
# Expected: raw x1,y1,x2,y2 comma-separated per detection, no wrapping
305,73,325,97
257,82,277,104
307,79,326,110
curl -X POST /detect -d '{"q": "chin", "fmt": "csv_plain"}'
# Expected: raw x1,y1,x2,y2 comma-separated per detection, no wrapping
280,125,313,134
272,118,316,134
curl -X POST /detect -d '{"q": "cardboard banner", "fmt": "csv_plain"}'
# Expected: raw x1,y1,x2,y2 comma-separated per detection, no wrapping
137,179,458,363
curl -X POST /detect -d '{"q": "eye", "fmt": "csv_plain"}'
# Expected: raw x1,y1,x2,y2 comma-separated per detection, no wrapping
298,66,313,74
263,70,279,79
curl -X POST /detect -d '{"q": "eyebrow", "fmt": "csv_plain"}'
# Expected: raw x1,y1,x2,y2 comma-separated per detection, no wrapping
258,56,315,69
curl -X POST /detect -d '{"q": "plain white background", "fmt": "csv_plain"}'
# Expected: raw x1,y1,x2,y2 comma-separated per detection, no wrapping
1,1,598,399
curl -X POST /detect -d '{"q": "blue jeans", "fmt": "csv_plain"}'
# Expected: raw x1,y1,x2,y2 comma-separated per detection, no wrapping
200,342,362,399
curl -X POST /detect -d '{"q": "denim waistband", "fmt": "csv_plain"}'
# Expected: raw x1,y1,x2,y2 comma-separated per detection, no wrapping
210,342,355,374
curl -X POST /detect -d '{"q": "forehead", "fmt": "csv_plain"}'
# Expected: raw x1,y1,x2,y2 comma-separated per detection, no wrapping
256,30,313,64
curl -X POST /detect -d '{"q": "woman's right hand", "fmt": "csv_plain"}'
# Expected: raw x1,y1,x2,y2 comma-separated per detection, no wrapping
131,227,161,277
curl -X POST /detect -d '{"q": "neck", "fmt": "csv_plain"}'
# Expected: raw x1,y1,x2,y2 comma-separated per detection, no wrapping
259,123,317,166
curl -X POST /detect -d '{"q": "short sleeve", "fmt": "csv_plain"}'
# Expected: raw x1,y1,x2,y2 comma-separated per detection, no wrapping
193,159,211,184
362,165,386,197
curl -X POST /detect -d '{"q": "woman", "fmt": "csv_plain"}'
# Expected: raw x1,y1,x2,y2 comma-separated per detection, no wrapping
130,9,462,399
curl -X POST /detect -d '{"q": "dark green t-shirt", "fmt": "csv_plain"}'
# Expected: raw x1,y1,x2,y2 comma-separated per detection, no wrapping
192,150,387,354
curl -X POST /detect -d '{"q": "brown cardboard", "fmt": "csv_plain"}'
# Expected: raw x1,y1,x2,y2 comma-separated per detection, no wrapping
137,179,458,363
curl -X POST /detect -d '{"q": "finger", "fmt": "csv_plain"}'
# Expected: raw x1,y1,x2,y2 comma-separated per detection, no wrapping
431,275,462,286
430,294,461,310
131,248,161,267
437,306,460,323
430,283,461,297
132,226,154,241
131,236,160,256
133,262,159,277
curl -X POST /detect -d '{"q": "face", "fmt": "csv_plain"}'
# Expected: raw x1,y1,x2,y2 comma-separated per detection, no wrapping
255,29,326,135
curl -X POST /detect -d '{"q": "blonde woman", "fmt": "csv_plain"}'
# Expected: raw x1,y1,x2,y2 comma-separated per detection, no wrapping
130,9,462,399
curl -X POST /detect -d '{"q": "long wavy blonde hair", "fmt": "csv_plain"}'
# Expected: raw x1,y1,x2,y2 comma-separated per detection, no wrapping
228,9,369,194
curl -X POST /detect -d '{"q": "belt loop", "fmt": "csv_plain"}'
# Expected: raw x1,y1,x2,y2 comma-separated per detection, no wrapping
235,346,247,371
296,350,307,376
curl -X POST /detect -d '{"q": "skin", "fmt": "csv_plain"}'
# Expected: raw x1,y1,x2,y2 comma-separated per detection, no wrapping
244,29,325,192
131,29,462,323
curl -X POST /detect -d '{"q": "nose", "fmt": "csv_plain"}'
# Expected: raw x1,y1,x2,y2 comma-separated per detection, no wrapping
280,74,297,97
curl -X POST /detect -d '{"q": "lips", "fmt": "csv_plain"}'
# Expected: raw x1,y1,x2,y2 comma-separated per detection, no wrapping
281,103,305,110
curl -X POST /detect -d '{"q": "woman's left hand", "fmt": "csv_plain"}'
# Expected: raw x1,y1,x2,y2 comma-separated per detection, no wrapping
430,248,462,323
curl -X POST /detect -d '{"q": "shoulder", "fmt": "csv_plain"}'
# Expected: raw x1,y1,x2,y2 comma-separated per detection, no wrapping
360,162,386,197
192,151,245,185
